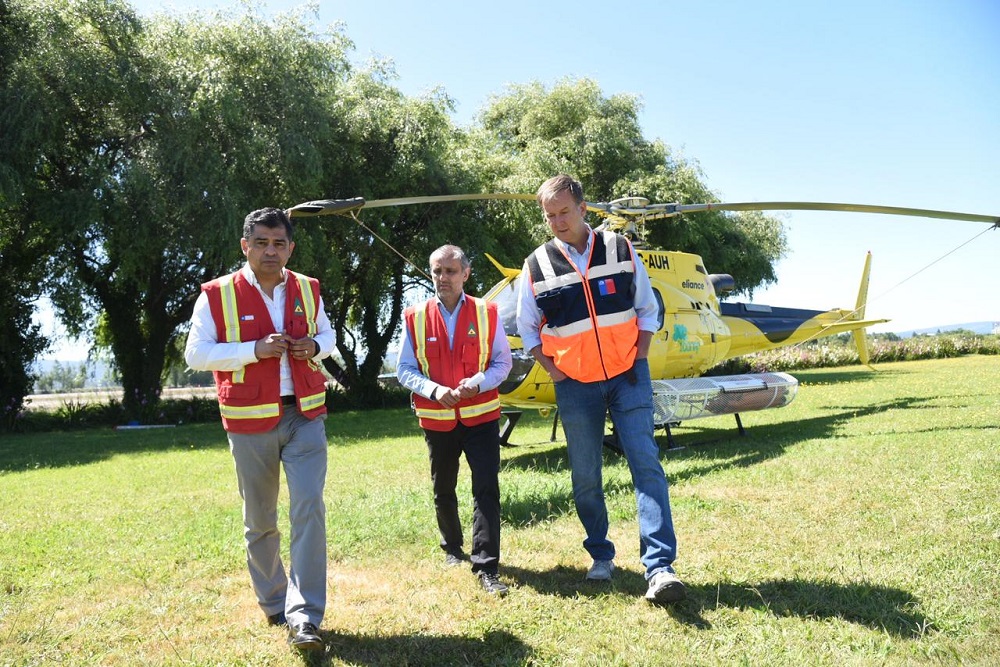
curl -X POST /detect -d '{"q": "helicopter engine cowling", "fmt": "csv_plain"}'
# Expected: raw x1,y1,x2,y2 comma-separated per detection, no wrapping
650,372,798,425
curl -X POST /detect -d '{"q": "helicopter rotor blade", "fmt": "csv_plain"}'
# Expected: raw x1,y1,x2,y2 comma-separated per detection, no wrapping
288,193,998,226
654,201,998,225
363,193,537,209
288,193,538,218
287,197,366,217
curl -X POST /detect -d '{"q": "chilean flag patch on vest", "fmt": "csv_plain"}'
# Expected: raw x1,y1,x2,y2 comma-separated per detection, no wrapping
598,278,616,296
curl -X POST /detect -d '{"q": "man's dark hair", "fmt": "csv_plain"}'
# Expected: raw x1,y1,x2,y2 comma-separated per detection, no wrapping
243,207,293,241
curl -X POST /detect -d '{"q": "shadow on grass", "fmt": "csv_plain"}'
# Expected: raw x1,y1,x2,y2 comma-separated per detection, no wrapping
303,629,531,667
0,408,418,472
500,451,637,528
501,565,933,639
657,395,936,486
497,395,934,525
666,578,936,638
792,367,905,386
502,563,649,599
0,422,230,472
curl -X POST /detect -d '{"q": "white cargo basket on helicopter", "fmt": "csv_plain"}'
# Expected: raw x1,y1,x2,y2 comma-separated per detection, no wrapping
650,372,798,425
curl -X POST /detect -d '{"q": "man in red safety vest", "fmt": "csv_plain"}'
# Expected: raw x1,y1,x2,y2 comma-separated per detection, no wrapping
396,245,512,596
185,207,333,652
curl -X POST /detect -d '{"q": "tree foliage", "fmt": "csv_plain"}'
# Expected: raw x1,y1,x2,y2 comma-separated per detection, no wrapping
0,0,56,427
0,9,788,425
471,78,787,293
2,1,353,420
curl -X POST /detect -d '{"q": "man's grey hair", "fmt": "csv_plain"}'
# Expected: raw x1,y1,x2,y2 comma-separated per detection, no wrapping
429,244,471,270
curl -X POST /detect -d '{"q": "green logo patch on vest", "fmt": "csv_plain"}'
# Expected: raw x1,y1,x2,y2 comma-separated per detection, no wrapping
467,323,477,336
294,298,304,315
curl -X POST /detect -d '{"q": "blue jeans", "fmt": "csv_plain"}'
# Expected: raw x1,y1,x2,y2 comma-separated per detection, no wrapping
554,358,677,578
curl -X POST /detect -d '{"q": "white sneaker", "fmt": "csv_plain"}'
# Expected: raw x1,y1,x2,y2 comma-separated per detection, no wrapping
586,559,615,581
645,569,686,603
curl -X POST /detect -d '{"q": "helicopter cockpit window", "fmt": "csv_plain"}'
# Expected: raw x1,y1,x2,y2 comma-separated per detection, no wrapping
491,275,521,337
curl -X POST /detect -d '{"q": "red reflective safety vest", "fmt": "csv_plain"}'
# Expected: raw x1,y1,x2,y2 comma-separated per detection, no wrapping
526,230,639,382
404,295,502,431
202,269,328,434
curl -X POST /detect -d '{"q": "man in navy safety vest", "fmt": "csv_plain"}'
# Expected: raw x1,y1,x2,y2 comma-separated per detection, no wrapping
185,207,334,651
516,175,686,604
396,245,513,596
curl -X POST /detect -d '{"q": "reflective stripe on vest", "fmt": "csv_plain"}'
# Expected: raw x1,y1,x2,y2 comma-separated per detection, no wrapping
415,396,501,422
298,391,326,412
292,273,319,336
529,231,639,382
413,306,429,374
218,277,246,383
219,401,281,420
473,298,490,371
412,298,492,377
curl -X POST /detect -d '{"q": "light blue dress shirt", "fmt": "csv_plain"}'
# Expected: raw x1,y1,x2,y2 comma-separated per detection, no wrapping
396,293,513,400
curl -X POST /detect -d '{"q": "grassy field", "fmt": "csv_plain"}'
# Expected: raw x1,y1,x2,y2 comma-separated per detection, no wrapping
1,356,997,666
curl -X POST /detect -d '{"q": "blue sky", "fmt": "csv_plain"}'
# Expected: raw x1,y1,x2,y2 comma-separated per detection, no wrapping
40,0,1000,358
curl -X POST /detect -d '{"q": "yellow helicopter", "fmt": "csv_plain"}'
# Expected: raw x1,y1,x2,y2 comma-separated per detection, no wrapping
289,194,998,444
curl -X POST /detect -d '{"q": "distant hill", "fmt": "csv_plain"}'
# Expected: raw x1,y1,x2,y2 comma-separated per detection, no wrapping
895,321,999,337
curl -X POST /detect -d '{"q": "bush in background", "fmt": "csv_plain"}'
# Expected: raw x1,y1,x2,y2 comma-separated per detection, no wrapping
13,333,996,432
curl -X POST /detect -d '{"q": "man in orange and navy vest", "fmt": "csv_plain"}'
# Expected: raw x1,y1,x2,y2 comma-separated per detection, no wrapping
516,175,687,604
185,207,333,652
396,245,512,596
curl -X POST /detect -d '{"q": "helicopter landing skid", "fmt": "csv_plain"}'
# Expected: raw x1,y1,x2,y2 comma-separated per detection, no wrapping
660,412,747,449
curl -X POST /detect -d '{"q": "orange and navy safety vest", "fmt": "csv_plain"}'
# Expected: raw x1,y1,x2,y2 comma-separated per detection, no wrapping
202,269,328,434
526,230,639,383
404,295,501,431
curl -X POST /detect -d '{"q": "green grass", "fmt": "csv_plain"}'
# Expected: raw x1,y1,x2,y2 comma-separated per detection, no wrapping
1,356,998,666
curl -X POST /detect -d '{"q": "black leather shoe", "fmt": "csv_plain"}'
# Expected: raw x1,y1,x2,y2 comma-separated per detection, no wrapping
266,611,287,627
288,622,323,652
478,572,509,597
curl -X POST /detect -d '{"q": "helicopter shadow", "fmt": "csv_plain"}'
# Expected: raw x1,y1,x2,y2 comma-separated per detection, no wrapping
665,578,936,637
655,394,936,486
495,565,933,638
304,628,531,667
792,367,907,386
497,394,935,523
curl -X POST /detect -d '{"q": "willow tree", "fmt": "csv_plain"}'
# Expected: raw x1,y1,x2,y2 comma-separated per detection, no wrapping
3,1,351,420
468,78,787,294
298,65,492,404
